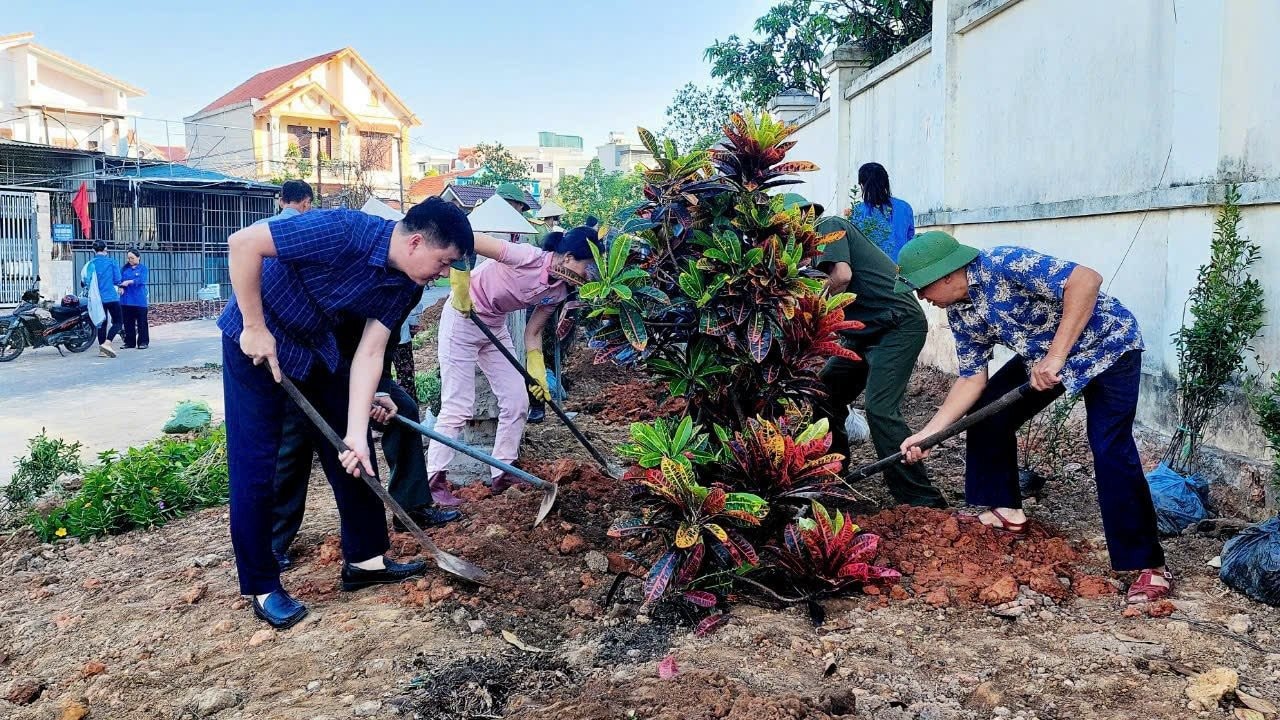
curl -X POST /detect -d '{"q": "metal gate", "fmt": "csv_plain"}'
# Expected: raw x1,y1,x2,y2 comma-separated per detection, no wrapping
0,190,37,305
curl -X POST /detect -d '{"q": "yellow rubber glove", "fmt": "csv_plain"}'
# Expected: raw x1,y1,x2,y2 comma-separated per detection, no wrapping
526,349,550,401
449,269,472,314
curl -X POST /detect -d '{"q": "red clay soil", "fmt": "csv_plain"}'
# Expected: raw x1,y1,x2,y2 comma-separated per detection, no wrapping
857,506,1117,607
382,459,637,644
586,379,687,425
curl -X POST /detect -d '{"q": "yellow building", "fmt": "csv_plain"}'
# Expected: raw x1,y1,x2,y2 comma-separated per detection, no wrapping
184,47,418,205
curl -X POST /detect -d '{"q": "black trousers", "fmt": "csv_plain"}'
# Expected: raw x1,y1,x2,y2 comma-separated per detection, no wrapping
122,305,149,347
271,376,429,557
964,351,1164,571
97,301,122,344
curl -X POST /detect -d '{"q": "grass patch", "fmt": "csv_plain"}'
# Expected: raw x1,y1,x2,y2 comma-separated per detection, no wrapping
416,369,442,415
3,430,83,520
29,425,228,543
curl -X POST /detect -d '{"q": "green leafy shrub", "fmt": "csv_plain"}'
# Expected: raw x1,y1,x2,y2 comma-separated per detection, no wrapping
29,425,228,542
1248,371,1280,496
415,369,442,415
1165,185,1265,473
584,114,894,613
4,429,82,511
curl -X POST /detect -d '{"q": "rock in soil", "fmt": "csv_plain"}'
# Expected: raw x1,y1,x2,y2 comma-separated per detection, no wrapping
1185,667,1239,711
5,677,44,705
190,687,242,716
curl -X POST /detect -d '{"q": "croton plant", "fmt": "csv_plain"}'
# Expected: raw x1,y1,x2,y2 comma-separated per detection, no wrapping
584,113,898,616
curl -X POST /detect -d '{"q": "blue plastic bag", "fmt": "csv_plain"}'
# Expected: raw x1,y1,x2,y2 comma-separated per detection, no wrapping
1145,462,1208,536
1219,517,1280,607
547,371,567,403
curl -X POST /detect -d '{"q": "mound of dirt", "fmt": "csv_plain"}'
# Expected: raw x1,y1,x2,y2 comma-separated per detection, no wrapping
858,506,1117,607
582,379,686,425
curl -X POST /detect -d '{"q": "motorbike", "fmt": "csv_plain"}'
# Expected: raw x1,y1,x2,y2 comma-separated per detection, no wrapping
0,281,96,362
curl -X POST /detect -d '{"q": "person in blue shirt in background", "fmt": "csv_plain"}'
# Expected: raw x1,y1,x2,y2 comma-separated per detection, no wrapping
851,162,915,262
82,239,123,358
119,248,149,349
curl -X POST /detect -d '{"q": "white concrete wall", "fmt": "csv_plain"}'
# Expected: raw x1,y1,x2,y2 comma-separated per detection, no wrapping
184,105,257,178
784,0,1280,468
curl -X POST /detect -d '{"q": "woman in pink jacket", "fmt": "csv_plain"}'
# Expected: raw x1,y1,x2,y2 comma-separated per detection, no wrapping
426,226,600,504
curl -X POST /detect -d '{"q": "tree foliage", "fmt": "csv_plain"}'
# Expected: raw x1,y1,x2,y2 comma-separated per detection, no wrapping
662,83,746,152
1165,185,1265,473
582,114,897,614
470,141,533,187
705,0,932,107
552,158,643,227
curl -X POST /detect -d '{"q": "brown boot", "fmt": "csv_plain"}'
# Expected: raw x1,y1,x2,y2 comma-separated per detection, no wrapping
428,471,462,507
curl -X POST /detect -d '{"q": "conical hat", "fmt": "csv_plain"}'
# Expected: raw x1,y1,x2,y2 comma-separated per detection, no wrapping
535,198,567,218
466,194,536,235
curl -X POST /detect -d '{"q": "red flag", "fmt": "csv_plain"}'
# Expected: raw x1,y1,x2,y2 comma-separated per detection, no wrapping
72,182,91,238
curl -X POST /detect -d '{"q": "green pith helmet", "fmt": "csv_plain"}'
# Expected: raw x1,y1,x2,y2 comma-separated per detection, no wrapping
778,193,825,216
894,230,980,293
496,182,529,210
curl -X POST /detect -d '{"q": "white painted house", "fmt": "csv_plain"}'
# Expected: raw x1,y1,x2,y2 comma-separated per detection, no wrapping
0,32,144,152
777,0,1280,496
184,47,418,203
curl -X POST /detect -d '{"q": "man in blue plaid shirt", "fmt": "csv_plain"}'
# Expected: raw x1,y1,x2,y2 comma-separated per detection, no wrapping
896,231,1170,607
219,198,474,628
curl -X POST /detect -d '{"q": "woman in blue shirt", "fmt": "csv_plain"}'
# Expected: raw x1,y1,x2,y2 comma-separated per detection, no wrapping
851,162,915,262
82,240,123,357
120,248,149,349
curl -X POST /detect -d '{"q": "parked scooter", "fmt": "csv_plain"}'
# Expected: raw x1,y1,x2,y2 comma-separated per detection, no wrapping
0,281,96,362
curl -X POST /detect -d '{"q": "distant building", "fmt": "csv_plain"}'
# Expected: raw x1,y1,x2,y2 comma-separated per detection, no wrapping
440,182,539,213
407,167,479,204
184,47,418,203
596,131,654,173
507,132,590,196
0,32,144,153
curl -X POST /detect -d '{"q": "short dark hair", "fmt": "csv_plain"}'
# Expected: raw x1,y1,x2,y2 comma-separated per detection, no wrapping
92,240,107,252
281,180,314,204
126,247,141,258
402,197,473,256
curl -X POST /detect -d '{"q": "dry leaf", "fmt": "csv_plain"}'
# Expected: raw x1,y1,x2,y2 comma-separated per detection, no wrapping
1234,709,1264,720
658,654,678,680
1238,691,1277,716
501,630,546,654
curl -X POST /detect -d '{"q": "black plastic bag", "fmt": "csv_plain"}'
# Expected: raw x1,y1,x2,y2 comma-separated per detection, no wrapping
1219,517,1280,607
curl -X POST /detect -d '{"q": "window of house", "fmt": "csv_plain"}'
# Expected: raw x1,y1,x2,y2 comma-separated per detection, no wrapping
536,163,544,173
359,131,394,171
288,125,312,158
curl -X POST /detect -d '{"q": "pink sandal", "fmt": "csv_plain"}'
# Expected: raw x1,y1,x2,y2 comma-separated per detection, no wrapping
1125,569,1173,604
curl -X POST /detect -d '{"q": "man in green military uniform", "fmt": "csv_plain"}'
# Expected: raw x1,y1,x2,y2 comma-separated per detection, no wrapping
496,182,549,242
783,194,947,508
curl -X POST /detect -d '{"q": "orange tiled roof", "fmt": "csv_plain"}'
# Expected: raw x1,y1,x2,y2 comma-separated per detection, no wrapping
196,50,342,115
408,168,479,200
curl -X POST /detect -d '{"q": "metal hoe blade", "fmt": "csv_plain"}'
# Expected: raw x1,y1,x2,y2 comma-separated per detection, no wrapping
278,377,488,583
468,311,620,479
393,414,559,527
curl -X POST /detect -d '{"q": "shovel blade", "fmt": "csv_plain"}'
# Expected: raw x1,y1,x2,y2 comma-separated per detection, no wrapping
432,548,488,583
534,484,559,528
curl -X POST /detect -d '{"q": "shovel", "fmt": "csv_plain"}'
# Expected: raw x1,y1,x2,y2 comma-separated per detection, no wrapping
278,376,488,584
845,383,1035,483
467,311,620,478
391,414,558,527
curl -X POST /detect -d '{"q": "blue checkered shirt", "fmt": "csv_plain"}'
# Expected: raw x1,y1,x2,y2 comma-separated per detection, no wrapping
947,246,1144,393
217,209,420,379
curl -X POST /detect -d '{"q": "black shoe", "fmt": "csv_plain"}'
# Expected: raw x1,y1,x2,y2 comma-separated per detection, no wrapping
392,506,462,532
341,557,428,592
274,552,293,572
251,590,308,629
527,407,546,423
137,344,149,350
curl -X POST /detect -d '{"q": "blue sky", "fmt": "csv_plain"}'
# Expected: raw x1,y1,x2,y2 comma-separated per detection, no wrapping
7,0,775,154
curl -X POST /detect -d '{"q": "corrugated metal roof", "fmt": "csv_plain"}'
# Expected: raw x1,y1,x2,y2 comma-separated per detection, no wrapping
116,163,279,189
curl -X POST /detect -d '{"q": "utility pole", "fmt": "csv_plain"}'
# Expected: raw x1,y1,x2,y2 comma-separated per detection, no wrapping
394,134,405,209
313,127,330,207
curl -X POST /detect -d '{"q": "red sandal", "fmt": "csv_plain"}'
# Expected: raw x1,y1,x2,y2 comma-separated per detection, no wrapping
1125,569,1173,604
963,507,1027,535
